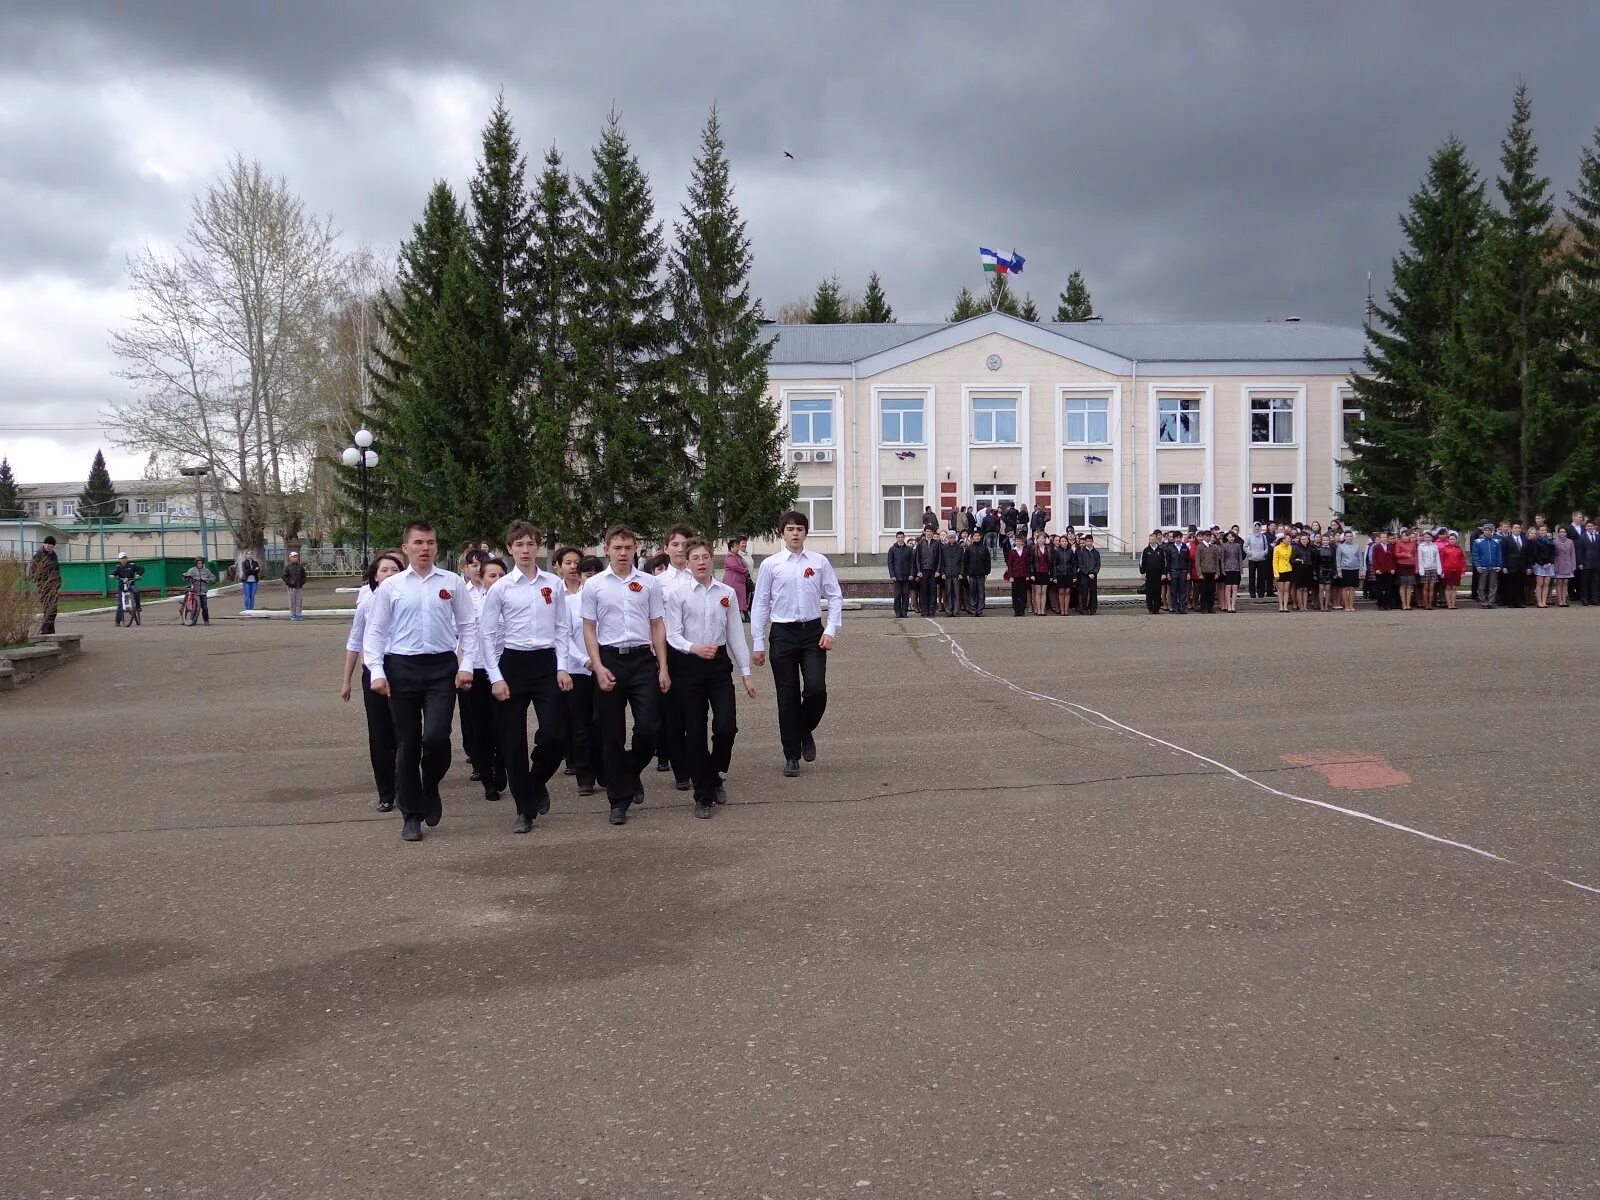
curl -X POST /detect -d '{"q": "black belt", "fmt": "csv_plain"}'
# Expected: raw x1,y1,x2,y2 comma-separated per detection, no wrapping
772,618,822,627
601,643,653,656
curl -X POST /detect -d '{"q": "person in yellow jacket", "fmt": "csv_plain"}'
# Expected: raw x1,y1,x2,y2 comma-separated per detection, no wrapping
1271,536,1294,612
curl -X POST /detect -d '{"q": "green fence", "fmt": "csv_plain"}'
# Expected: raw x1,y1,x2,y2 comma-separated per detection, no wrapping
59,557,231,599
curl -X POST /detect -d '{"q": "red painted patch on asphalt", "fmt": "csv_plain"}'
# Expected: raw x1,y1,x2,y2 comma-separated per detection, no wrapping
1280,750,1411,790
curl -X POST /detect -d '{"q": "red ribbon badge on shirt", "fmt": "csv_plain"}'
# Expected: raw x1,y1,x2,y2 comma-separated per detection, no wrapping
540,587,553,604
720,596,730,607
628,581,644,593
803,567,815,578
438,588,453,600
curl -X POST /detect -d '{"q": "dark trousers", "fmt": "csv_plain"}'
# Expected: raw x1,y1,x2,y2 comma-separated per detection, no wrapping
1248,559,1269,598
1502,570,1525,608
361,667,397,808
38,584,60,635
562,672,598,787
1198,573,1217,613
891,578,912,618
1010,579,1027,615
918,574,938,618
1374,575,1397,609
495,648,567,818
769,619,826,760
1144,577,1163,614
970,575,987,615
1582,566,1600,605
461,668,504,790
941,576,958,615
658,667,691,786
596,646,661,806
1170,573,1189,614
675,648,738,801
383,651,457,821
1079,574,1099,614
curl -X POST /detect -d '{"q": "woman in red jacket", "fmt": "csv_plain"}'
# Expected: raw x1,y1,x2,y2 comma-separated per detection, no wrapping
1436,533,1467,610
1004,538,1031,617
1392,528,1419,610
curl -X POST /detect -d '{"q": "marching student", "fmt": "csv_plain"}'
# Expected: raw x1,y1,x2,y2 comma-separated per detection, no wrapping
480,523,574,834
554,547,602,796
581,525,671,825
750,509,843,778
457,550,493,786
655,525,697,790
340,550,407,812
468,557,509,800
363,521,480,843
665,537,757,817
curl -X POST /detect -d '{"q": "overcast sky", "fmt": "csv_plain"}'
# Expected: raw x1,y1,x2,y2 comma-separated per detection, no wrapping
2,0,1597,484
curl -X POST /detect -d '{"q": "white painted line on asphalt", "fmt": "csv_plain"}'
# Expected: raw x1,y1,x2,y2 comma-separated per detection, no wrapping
923,618,1598,900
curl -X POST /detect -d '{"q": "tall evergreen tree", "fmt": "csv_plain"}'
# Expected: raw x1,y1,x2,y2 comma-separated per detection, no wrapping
360,181,464,542
671,106,794,540
1441,85,1564,523
1055,269,1095,321
984,272,1021,316
856,271,894,323
1018,293,1041,322
949,286,985,321
77,450,122,524
809,275,848,323
1346,136,1488,526
1551,128,1600,512
0,458,21,519
525,144,584,543
571,110,685,537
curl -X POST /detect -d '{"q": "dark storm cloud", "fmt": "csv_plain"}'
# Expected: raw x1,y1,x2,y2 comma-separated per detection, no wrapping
3,0,1600,472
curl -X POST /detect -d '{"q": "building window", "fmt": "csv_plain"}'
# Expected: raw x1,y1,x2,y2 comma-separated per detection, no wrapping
790,397,834,446
117,498,131,516
1157,396,1202,444
879,396,924,445
1065,483,1110,530
25,501,39,517
153,499,167,514
45,501,58,518
135,499,150,516
1065,395,1110,445
1341,389,1363,444
1250,395,1295,444
61,500,77,518
972,483,1017,511
972,395,1018,444
881,484,924,531
1158,483,1201,528
1252,483,1294,525
795,484,834,533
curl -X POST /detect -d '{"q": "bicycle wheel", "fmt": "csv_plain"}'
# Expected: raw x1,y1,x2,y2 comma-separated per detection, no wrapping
182,598,198,626
130,597,142,626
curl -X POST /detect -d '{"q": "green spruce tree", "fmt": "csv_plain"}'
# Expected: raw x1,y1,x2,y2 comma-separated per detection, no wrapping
77,449,121,524
855,271,894,322
571,110,686,537
1551,128,1600,512
360,181,465,542
1442,84,1564,523
808,275,848,323
525,144,584,544
984,272,1021,316
949,285,985,321
0,458,22,519
1055,269,1095,321
1019,293,1041,322
1346,136,1488,526
671,106,794,540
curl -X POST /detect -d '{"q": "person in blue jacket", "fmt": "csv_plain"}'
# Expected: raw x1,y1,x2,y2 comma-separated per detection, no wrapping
1470,522,1502,608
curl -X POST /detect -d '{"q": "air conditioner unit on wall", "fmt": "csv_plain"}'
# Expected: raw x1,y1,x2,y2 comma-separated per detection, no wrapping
812,448,835,463
791,449,813,463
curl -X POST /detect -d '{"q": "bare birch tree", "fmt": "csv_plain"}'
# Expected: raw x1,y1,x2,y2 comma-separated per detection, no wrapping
107,154,344,552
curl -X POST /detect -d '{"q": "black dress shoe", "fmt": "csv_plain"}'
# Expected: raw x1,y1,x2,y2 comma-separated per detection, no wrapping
694,801,714,819
609,805,628,825
424,805,442,828
563,766,576,776
801,733,817,762
783,758,800,777
714,782,728,805
513,814,534,834
577,782,598,797
483,788,500,802
376,799,395,813
470,769,482,782
535,789,551,816
655,760,671,773
675,778,692,792
401,816,423,842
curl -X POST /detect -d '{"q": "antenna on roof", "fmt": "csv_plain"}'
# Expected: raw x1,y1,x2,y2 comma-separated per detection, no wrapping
1365,271,1374,323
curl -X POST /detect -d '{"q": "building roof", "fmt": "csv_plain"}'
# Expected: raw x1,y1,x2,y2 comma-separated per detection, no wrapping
760,317,1365,367
18,477,216,497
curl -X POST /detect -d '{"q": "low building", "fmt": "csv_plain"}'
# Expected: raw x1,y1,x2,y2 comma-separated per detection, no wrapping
760,313,1366,555
8,477,241,563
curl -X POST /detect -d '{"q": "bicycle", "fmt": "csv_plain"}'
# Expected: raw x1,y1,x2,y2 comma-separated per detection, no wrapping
179,583,201,626
114,576,142,627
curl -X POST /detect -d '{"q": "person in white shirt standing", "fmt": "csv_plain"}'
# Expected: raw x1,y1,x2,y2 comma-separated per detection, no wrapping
581,524,671,825
481,521,574,835
655,524,697,791
553,547,602,796
339,550,407,813
666,537,756,818
750,509,843,778
461,552,508,801
364,521,480,843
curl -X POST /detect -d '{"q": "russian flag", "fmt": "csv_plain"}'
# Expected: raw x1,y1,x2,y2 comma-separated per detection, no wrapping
980,248,1025,275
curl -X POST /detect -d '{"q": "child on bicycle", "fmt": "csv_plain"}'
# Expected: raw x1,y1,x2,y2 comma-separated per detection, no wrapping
182,557,215,625
111,552,145,625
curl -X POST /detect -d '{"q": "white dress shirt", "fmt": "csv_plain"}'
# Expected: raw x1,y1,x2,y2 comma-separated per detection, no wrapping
660,563,694,595
560,585,592,675
362,564,478,682
580,567,665,647
750,548,844,652
665,577,752,676
345,584,375,654
479,566,573,684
